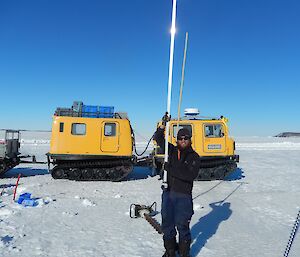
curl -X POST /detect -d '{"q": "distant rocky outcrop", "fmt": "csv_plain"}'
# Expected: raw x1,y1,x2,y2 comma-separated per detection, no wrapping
275,132,300,137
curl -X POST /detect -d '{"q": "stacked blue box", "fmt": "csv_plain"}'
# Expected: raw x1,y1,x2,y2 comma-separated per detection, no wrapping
81,105,114,118
99,106,114,118
82,105,98,118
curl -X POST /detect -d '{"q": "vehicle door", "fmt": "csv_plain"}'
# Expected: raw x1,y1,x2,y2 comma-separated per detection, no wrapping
203,123,226,154
101,122,119,153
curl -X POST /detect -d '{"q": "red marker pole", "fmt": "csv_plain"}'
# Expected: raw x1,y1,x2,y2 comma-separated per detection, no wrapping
13,173,21,201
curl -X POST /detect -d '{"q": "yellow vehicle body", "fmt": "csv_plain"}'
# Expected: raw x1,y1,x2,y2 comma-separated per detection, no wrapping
153,117,239,180
155,117,235,156
49,116,133,157
48,114,134,181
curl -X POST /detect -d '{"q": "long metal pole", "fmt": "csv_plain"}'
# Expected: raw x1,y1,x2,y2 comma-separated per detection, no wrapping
163,0,177,189
177,32,189,130
283,209,300,257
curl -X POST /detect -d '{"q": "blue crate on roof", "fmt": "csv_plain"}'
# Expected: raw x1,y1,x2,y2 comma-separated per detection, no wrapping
99,106,114,118
81,105,114,118
82,105,98,118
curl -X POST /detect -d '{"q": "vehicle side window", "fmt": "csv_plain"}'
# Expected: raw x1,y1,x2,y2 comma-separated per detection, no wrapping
173,124,192,138
6,132,19,140
59,122,64,132
6,132,13,140
205,124,223,138
104,123,116,136
71,123,86,135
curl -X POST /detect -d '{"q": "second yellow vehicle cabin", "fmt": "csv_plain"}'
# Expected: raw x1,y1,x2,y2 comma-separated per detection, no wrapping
49,116,133,156
47,102,134,181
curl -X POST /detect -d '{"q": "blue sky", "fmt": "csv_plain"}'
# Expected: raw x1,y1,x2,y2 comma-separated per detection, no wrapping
0,0,299,137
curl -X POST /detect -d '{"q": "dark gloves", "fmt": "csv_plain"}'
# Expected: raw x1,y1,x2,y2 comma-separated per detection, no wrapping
162,112,171,126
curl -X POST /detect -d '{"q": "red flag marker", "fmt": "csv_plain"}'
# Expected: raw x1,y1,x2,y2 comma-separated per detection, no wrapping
13,173,21,201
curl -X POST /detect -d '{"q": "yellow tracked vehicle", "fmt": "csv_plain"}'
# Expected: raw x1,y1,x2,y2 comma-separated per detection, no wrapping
47,102,135,181
152,110,239,180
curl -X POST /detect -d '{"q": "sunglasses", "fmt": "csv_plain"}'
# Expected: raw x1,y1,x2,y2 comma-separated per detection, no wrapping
177,136,191,141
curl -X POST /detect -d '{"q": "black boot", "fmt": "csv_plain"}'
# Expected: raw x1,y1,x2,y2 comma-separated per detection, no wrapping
162,238,176,257
178,240,191,257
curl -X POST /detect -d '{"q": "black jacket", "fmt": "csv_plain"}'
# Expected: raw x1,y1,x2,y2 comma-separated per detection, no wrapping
154,127,201,195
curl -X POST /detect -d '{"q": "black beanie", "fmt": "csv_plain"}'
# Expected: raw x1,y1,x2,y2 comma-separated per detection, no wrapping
177,128,192,138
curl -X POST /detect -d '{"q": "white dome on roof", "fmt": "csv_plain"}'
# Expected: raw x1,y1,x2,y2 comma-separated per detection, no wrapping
184,108,200,116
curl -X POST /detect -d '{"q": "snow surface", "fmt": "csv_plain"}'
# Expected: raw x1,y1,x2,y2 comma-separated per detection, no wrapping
0,133,299,257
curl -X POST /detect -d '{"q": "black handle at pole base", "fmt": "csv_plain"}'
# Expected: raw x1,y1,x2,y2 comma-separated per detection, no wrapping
161,182,168,191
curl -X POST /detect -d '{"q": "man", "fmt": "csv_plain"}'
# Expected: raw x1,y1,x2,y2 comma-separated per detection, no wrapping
154,121,201,257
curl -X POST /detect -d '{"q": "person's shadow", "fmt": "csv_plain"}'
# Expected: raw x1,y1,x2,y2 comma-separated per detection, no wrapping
190,201,232,256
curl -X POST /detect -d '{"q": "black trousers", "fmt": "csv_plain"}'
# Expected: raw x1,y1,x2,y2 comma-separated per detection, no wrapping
161,190,194,241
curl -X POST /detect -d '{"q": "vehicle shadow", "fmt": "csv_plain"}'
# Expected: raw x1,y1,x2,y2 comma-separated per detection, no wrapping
224,167,245,181
125,166,155,181
0,183,15,189
2,167,49,178
190,201,232,256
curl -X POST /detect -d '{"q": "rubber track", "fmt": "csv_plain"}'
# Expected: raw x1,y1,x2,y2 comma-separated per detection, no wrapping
196,161,237,181
51,159,133,182
198,157,236,168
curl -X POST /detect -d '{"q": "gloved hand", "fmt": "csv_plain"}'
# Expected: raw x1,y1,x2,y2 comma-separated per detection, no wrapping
162,112,171,126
